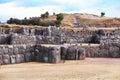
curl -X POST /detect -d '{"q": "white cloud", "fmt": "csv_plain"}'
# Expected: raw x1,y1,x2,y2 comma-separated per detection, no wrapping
0,1,62,22
53,0,100,8
78,6,120,18
0,0,120,22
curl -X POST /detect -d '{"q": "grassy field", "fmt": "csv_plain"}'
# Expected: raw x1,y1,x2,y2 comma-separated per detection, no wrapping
0,58,120,80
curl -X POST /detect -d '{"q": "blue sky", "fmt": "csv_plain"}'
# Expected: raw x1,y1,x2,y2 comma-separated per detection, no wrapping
0,0,120,22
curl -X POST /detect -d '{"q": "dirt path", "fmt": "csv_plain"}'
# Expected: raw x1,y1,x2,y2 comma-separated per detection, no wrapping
0,58,120,80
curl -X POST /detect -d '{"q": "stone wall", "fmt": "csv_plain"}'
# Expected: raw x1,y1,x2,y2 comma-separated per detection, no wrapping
99,29,120,58
35,45,61,63
0,44,86,65
84,44,120,58
0,45,35,65
0,26,120,65
9,26,96,45
0,43,120,65
35,45,86,63
0,26,103,45
0,34,11,44
11,34,37,44
100,29,120,46
60,45,86,60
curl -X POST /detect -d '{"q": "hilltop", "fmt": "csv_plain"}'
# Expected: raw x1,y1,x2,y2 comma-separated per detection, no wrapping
39,13,120,27
1,13,120,28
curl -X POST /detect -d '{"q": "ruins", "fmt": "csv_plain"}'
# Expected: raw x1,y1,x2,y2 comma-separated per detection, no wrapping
0,26,120,65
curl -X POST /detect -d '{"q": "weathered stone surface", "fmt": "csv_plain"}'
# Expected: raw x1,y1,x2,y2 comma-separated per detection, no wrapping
109,46,120,58
1,26,120,65
35,29,44,35
78,48,86,60
95,29,105,36
66,46,78,60
8,46,13,55
60,47,67,60
16,54,25,63
20,27,30,35
30,29,35,35
0,55,3,65
13,46,19,54
0,47,3,55
3,54,10,64
49,47,61,63
10,55,16,64
35,45,61,63
11,34,36,44
3,46,9,54
24,53,32,62
0,34,11,44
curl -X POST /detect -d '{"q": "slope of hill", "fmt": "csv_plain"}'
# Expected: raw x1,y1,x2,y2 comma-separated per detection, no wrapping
61,14,74,27
72,13,120,27
40,15,56,22
1,13,120,28
41,13,120,28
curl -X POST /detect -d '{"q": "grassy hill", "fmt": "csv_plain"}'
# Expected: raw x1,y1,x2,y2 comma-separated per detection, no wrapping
40,13,120,27
1,13,120,28
74,13,120,27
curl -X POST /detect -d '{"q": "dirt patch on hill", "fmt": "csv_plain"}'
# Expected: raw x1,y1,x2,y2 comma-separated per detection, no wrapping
0,58,120,80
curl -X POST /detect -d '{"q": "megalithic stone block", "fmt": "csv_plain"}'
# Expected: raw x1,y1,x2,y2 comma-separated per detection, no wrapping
8,46,13,55
66,46,78,60
16,54,25,63
10,55,16,64
3,54,10,64
3,46,9,54
49,47,61,63
0,55,3,65
13,46,19,54
60,47,67,60
0,46,4,55
78,48,86,60
24,53,32,62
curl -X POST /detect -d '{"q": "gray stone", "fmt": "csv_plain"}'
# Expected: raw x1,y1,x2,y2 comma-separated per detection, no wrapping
24,53,32,62
3,54,10,64
78,48,86,60
49,47,61,63
16,54,25,63
60,47,67,60
10,55,16,64
66,46,78,60
0,55,3,65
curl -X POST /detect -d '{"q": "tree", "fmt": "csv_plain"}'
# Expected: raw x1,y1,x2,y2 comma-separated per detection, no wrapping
21,19,29,25
29,18,40,25
24,17,27,20
56,13,64,21
53,12,55,15
45,11,49,18
56,13,64,27
7,18,21,24
101,12,105,17
41,14,46,18
55,20,61,27
7,18,13,24
41,11,49,18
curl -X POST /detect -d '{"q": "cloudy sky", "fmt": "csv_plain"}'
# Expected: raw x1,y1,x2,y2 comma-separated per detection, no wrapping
0,0,120,22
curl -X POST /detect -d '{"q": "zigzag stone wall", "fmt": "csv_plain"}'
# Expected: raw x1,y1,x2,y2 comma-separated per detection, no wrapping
0,26,120,65
0,44,86,65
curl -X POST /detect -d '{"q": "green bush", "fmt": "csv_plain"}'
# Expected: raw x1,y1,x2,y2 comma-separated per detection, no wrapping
7,12,64,27
101,12,105,17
